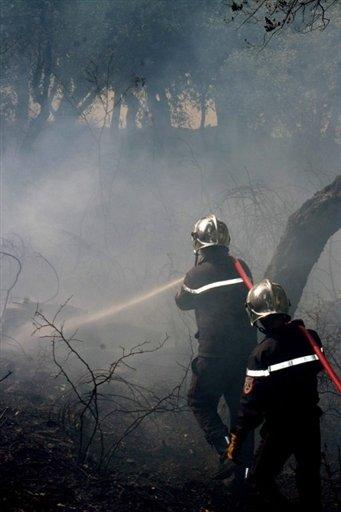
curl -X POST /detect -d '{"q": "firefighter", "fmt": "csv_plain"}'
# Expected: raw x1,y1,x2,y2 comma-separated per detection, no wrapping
224,279,323,511
175,214,256,484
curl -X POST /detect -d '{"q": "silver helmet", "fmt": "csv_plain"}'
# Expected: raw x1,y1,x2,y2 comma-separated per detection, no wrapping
245,279,291,326
191,214,230,253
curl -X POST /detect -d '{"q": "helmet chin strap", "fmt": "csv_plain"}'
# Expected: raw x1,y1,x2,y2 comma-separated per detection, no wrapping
256,323,267,334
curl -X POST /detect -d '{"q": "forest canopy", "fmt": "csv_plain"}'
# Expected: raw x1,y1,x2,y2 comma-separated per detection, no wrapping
1,0,340,152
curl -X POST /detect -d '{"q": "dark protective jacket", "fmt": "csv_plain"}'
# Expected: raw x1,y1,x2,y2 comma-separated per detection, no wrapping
234,319,323,438
175,246,256,357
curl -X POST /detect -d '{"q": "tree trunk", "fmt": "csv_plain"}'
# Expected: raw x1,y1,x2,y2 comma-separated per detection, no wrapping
110,93,122,137
198,89,207,130
20,3,53,153
125,92,140,130
15,70,30,132
265,175,341,312
148,89,170,131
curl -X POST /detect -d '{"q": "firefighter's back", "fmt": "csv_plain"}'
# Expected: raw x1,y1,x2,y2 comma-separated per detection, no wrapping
250,320,322,422
180,246,255,357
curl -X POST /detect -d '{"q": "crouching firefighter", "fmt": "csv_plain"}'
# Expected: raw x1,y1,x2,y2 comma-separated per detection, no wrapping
175,214,256,485
223,279,323,511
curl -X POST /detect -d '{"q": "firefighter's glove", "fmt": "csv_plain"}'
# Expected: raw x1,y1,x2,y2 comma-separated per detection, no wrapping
227,432,241,461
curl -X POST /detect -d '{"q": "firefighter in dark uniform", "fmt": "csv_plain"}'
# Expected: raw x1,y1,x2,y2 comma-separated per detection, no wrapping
224,279,323,511
175,214,256,483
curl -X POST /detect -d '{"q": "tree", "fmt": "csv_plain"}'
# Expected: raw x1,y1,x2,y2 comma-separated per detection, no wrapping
265,175,341,311
0,0,247,149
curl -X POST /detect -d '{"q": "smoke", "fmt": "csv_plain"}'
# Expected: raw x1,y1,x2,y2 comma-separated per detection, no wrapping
2,2,340,348
1,3,340,484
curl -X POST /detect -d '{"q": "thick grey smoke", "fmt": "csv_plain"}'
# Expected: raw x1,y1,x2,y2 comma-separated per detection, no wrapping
1,2,340,348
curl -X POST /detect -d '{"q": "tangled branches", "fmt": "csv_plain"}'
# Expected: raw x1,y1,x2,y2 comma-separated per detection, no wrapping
215,172,295,274
0,250,22,324
33,303,189,472
228,0,336,40
0,239,23,383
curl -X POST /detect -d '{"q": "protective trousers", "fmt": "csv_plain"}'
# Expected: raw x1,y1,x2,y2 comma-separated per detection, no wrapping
188,355,254,482
249,414,321,511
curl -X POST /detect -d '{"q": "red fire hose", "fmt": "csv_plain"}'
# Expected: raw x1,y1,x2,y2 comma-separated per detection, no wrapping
233,257,341,394
233,258,254,292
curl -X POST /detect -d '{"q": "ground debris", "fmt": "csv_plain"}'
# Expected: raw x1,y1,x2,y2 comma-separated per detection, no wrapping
0,402,339,511
0,405,231,512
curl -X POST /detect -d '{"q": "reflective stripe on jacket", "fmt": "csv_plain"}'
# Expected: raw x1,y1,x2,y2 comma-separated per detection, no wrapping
235,320,323,437
175,246,256,357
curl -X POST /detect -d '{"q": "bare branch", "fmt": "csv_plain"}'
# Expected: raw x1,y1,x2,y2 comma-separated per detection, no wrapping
0,371,13,383
0,250,22,323
34,304,188,471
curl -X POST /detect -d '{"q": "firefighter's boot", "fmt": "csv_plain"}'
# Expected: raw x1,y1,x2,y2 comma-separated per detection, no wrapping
212,456,236,481
209,433,235,480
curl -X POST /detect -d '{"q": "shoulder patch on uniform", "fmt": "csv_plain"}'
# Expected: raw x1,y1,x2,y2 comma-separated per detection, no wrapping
243,376,254,395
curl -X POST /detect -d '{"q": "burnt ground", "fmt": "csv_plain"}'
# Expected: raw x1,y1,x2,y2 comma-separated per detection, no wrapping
0,350,340,512
0,402,340,512
0,405,234,512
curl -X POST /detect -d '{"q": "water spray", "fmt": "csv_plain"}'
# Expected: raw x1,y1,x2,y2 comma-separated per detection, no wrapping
66,276,184,331
9,277,183,342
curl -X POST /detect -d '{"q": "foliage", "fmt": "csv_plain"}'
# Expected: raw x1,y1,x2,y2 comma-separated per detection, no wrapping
1,1,340,151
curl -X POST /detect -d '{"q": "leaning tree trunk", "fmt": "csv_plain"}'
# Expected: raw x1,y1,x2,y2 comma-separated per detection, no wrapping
265,175,341,312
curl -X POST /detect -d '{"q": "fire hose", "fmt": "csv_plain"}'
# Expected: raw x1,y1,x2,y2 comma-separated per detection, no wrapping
233,257,341,394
